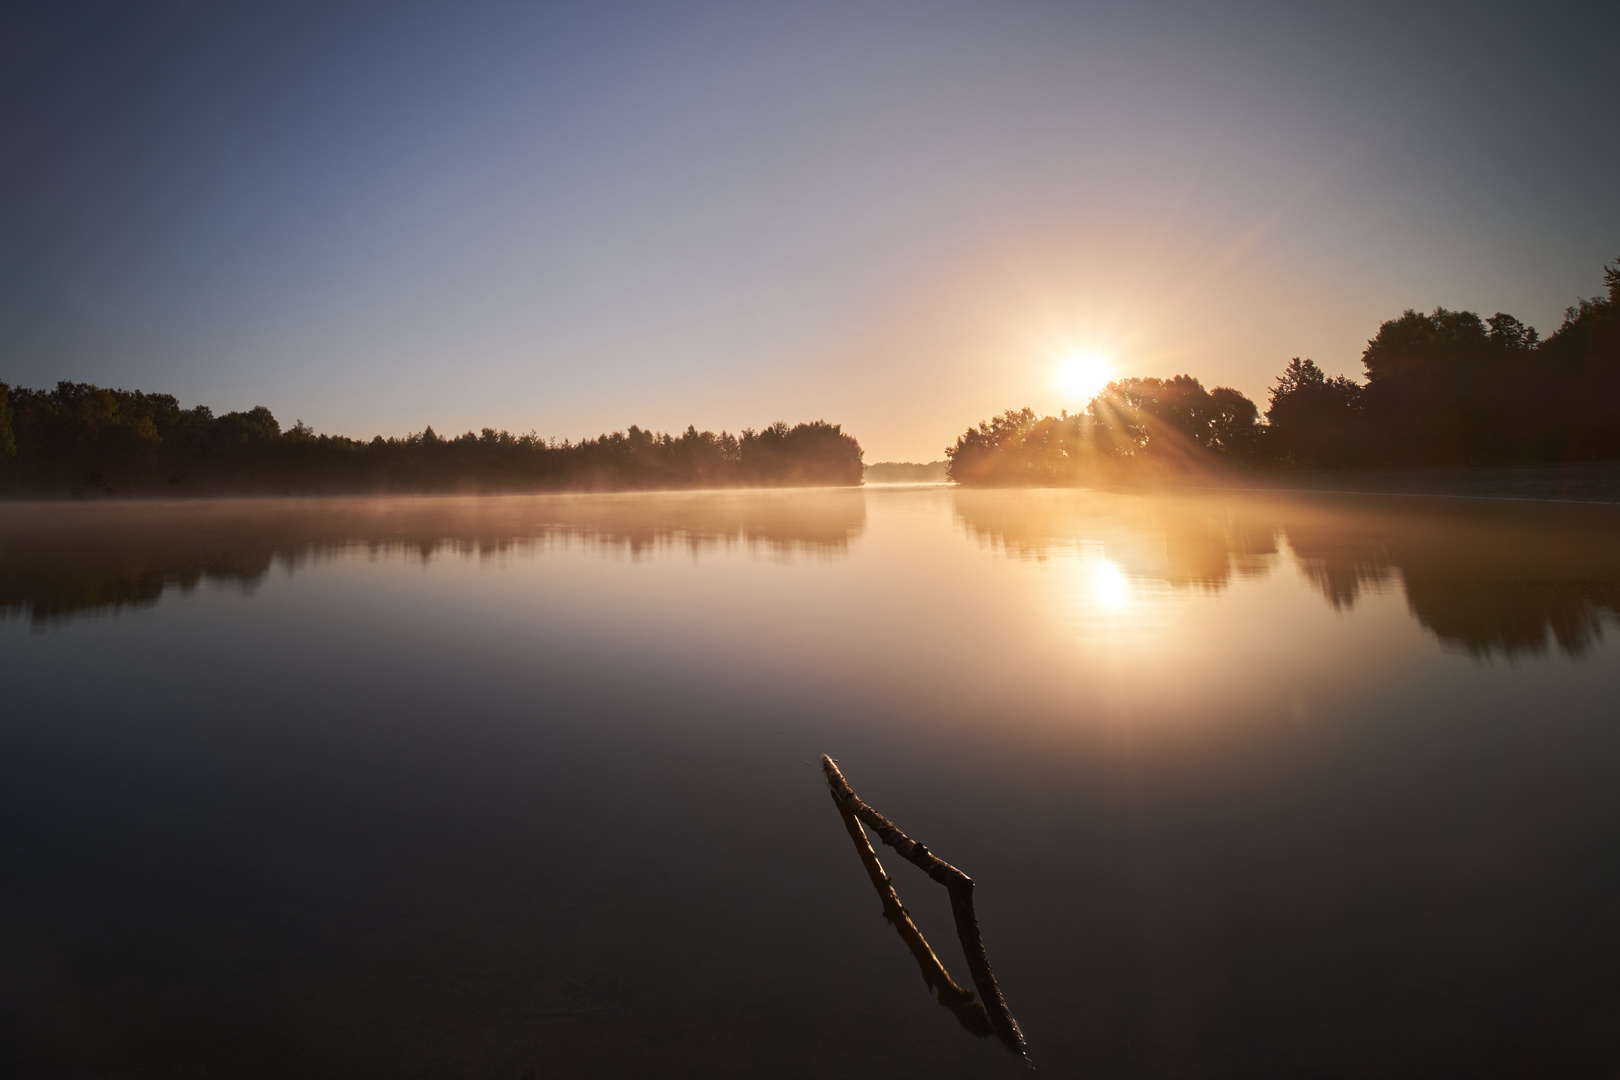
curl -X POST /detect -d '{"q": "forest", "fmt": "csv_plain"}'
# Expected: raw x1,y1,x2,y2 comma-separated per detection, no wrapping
0,388,864,496
947,258,1620,483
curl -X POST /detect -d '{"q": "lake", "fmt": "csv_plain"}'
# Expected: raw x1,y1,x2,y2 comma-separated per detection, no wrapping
3,485,1619,1078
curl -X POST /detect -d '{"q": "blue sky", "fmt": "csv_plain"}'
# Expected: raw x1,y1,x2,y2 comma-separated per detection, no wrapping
2,1,1615,460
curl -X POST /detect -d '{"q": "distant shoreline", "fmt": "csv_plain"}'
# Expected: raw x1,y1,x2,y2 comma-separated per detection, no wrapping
863,460,947,483
0,382,867,497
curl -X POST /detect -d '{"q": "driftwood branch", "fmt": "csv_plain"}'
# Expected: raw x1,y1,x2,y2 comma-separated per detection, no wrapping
834,799,992,1036
822,755,1030,1061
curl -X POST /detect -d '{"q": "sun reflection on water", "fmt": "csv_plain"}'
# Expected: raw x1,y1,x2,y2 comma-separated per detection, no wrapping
1093,560,1128,610
1038,550,1191,645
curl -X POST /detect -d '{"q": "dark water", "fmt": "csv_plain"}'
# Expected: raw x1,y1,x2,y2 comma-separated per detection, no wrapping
2,487,1619,1078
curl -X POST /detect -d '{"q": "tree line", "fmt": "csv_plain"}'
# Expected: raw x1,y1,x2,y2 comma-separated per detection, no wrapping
0,386,864,495
947,258,1620,483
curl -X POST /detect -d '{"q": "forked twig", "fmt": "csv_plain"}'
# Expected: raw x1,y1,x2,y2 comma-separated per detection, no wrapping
834,797,993,1036
822,755,1030,1062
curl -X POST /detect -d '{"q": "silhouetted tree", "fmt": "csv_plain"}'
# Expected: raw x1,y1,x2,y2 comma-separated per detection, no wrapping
740,420,864,485
1208,386,1262,460
946,408,1082,484
1096,375,1261,464
1264,358,1364,466
946,379,1262,484
1359,308,1504,463
1534,256,1620,459
954,259,1620,482
1343,259,1620,464
0,381,14,461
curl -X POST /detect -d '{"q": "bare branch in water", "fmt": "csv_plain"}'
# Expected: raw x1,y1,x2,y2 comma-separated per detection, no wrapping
833,794,992,1036
822,755,1030,1062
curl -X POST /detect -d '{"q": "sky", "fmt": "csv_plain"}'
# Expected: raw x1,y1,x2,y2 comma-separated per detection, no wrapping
2,1,1616,462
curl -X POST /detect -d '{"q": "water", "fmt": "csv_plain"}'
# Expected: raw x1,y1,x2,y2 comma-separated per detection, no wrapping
2,486,1618,1078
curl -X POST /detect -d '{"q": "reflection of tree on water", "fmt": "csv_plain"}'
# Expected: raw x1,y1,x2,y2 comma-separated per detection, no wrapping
1286,501,1620,657
0,491,865,629
1282,521,1395,610
952,488,1278,592
952,489,1620,659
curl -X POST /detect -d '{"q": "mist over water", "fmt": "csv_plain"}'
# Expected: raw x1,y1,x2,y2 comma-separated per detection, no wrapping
3,487,1619,1076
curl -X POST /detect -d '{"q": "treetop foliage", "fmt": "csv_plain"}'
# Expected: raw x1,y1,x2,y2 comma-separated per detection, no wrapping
946,375,1265,485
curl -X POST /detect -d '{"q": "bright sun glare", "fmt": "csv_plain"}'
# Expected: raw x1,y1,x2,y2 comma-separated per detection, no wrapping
1093,561,1129,610
1055,353,1115,403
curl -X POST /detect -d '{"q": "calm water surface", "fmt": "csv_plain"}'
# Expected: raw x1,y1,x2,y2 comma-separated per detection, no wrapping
3,486,1619,1078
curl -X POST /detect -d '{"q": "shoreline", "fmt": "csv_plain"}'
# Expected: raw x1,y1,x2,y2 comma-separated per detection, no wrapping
946,461,1620,506
4,462,1619,506
1174,460,1620,505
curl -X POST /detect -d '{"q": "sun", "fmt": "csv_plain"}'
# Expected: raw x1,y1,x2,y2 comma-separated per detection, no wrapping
1055,353,1115,403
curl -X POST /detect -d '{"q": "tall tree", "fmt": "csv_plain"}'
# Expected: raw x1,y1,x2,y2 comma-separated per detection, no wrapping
1264,358,1363,467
